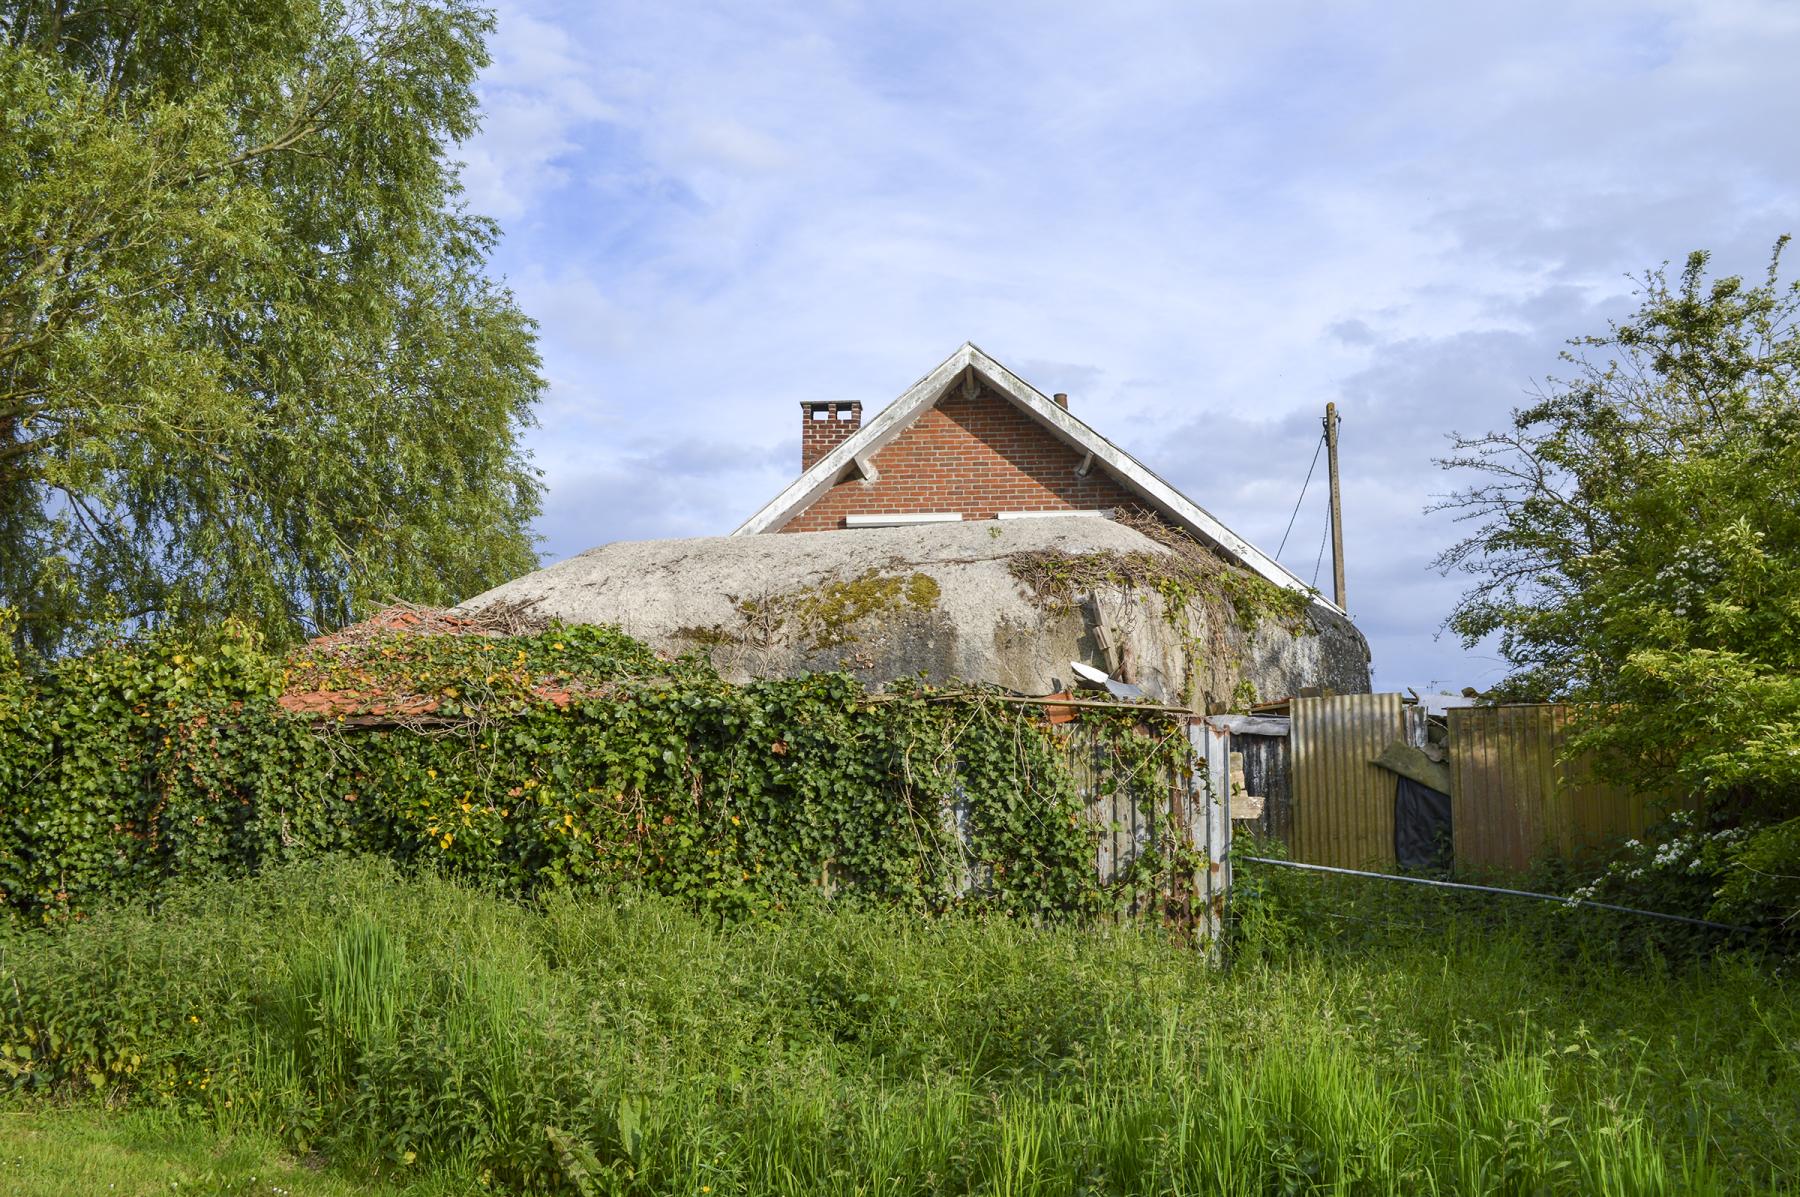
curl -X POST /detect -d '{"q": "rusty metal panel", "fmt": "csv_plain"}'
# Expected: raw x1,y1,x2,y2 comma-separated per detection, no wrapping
1290,693,1404,869
1449,704,1662,872
1234,733,1292,843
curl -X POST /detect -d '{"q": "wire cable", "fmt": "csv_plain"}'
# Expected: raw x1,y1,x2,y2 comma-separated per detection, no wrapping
1238,856,1750,932
1275,433,1326,558
1311,503,1331,589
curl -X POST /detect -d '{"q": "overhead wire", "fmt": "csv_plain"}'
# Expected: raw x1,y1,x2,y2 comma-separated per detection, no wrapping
1312,497,1331,589
1275,432,1326,559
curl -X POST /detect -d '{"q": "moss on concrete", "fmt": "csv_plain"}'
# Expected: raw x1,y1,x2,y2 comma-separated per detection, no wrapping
731,568,943,652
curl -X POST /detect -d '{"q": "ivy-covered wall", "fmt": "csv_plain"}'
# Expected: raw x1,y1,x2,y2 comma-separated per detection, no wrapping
0,617,1199,922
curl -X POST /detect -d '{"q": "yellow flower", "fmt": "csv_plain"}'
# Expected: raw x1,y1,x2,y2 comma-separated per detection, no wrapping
427,768,437,779
441,833,454,849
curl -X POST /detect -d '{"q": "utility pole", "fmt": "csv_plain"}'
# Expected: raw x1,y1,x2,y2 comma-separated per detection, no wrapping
1324,402,1345,609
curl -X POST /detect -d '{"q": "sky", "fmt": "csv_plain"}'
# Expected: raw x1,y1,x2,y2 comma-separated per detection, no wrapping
457,0,1800,694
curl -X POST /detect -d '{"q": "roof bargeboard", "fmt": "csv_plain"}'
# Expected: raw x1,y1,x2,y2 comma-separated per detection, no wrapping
732,341,1345,618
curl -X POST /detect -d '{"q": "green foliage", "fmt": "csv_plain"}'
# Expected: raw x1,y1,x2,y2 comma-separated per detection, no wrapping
0,0,543,653
0,618,1193,921
2,858,1794,1193
1223,832,1308,961
1437,241,1800,923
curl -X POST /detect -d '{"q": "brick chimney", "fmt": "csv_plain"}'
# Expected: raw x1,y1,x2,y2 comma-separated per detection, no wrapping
801,401,862,470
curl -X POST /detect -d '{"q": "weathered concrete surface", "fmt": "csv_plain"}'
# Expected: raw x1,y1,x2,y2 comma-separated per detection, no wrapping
461,519,1371,705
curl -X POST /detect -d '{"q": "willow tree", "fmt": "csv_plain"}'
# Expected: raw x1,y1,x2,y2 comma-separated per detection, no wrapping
0,0,542,652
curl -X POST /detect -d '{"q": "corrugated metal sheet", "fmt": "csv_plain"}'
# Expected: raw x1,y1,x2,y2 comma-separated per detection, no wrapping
1448,704,1662,872
1290,693,1404,868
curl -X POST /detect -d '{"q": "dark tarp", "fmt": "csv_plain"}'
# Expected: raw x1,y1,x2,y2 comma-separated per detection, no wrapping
1371,740,1452,795
1393,775,1452,871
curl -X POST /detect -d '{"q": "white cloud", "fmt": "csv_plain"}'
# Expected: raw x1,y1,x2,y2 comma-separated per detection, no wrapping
471,0,1800,690
459,10,614,220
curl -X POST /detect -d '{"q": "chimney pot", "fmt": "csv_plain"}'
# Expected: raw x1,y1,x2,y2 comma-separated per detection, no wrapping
1052,392,1069,409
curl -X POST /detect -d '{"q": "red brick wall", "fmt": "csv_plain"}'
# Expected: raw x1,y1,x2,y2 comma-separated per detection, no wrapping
781,381,1138,532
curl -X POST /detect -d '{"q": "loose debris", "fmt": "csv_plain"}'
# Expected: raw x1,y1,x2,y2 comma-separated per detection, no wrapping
302,598,548,653
278,599,605,729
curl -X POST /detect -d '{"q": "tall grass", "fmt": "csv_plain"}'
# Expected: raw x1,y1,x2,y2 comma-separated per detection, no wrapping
1,856,1794,1194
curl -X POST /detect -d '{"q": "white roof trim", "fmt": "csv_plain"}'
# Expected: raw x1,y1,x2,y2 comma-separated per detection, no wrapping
733,342,1345,617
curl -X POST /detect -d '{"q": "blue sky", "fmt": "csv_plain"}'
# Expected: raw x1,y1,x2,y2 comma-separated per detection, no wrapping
459,0,1800,693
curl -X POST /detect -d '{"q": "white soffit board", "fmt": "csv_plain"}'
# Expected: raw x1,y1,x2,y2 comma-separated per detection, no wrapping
732,342,1345,617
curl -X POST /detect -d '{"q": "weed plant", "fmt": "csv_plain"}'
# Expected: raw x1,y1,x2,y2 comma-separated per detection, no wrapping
2,856,1795,1194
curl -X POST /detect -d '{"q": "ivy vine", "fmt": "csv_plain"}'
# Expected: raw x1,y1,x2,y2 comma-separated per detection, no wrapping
0,615,1199,925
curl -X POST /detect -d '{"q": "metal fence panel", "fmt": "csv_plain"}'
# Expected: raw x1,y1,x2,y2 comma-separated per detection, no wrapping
1290,693,1404,869
1448,704,1663,872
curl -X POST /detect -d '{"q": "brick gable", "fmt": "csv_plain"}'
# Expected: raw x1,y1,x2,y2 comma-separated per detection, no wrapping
780,380,1138,532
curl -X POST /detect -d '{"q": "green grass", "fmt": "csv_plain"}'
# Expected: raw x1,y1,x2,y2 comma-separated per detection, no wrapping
0,1105,464,1196
2,856,1796,1194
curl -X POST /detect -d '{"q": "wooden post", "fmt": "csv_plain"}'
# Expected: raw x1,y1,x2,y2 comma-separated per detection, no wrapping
1190,717,1231,961
1325,402,1346,609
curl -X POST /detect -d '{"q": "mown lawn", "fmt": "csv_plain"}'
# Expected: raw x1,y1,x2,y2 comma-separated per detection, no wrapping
1,856,1795,1195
